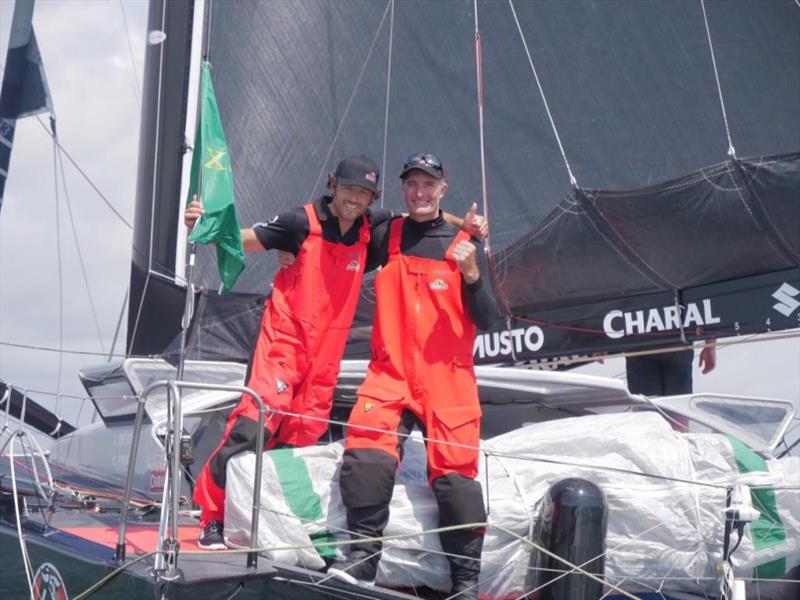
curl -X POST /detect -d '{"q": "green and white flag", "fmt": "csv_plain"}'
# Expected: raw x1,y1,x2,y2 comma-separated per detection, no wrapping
186,62,244,293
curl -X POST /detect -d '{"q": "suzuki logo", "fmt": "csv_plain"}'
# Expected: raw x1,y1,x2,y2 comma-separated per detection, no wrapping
772,283,800,317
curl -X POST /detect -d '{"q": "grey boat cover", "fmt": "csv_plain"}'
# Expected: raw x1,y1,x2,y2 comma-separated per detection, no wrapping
225,412,800,597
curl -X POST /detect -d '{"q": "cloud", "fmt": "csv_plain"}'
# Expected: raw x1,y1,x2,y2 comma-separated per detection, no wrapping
0,1,146,414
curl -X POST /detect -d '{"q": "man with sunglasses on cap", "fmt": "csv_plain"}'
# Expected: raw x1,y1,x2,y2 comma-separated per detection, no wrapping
329,153,497,597
185,155,487,550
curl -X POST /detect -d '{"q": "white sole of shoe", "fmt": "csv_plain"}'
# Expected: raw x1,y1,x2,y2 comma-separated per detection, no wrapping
196,540,227,550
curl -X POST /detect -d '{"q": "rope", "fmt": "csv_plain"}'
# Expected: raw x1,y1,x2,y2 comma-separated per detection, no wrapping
700,0,736,158
208,403,791,493
497,525,641,599
512,329,800,369
507,0,578,188
473,0,491,253
379,0,395,208
306,1,392,204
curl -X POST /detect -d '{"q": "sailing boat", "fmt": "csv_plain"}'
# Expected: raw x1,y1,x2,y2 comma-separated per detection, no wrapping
1,0,799,598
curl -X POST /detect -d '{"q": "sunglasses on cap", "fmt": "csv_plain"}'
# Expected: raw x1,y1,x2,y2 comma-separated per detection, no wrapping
402,153,444,175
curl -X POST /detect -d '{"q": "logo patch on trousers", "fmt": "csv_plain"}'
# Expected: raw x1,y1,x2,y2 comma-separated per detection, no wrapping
276,378,288,394
429,279,448,291
363,401,374,413
346,259,360,272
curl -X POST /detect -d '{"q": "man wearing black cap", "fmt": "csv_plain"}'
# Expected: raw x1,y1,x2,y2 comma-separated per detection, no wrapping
188,155,391,549
329,153,497,597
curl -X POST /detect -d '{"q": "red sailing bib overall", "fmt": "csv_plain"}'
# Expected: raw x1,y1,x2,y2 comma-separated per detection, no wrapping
345,218,481,482
241,203,370,442
195,204,370,523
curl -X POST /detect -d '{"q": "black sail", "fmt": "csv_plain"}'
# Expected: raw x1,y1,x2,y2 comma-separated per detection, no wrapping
131,0,800,364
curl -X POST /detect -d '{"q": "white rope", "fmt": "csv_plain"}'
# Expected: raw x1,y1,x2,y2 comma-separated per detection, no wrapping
700,0,736,158
379,0,395,208
495,524,641,600
306,1,392,203
507,0,578,188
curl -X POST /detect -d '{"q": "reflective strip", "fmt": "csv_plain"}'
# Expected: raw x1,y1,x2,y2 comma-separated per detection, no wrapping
270,449,336,559
726,435,787,577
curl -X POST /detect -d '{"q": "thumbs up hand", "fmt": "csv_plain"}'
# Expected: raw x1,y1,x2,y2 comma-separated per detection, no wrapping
462,202,488,239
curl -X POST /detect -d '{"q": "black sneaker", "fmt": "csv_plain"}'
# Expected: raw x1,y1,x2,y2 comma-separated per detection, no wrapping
327,550,378,585
197,520,226,550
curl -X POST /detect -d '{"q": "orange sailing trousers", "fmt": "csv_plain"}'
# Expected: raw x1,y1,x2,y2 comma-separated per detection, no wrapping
194,204,369,524
345,218,481,482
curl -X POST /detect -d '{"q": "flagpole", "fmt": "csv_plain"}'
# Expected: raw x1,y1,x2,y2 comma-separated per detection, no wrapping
176,240,196,381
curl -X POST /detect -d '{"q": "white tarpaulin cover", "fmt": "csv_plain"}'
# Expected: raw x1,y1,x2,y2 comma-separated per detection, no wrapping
225,412,799,596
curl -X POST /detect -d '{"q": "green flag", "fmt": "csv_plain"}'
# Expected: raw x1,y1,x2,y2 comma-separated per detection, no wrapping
186,62,244,293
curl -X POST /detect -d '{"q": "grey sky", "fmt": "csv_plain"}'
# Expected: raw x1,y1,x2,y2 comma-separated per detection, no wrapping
0,0,797,433
0,0,147,426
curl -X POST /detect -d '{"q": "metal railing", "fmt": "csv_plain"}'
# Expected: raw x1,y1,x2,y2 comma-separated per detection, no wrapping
115,380,271,577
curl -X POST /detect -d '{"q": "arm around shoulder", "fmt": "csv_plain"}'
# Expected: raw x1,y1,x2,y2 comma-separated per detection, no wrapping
241,228,264,253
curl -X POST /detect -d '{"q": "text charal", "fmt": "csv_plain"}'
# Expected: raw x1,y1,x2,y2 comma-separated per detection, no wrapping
603,299,720,339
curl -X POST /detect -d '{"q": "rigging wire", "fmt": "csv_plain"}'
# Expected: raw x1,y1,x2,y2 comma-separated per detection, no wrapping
50,116,64,409
700,0,736,158
108,288,129,361
507,0,578,188
0,340,127,359
1,328,798,382
118,0,142,108
306,0,392,204
379,0,395,209
33,115,131,229
471,1,517,338
55,139,107,355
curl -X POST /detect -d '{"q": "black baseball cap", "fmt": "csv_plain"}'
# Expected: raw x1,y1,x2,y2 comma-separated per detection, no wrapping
399,153,445,180
334,155,380,194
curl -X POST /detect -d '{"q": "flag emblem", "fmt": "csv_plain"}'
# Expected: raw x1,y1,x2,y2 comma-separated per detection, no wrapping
186,62,245,293
363,401,374,413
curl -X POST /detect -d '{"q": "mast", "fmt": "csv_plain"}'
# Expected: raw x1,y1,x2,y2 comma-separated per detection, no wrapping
127,0,196,357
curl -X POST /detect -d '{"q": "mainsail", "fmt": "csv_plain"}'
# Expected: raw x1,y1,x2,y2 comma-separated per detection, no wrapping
129,0,800,365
